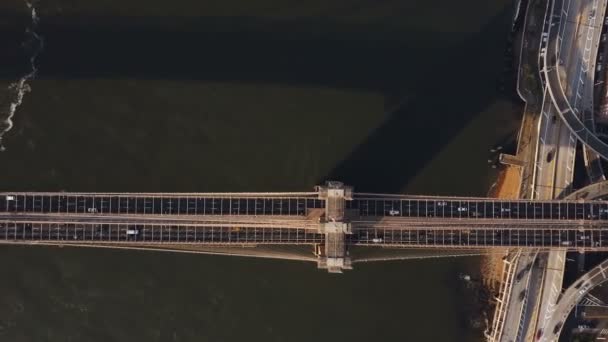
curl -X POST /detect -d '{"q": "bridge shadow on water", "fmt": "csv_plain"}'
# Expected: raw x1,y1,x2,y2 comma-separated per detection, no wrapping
324,9,517,193
0,8,514,195
2,9,513,161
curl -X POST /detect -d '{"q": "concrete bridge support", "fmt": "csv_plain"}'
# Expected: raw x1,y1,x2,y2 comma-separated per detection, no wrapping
316,181,353,273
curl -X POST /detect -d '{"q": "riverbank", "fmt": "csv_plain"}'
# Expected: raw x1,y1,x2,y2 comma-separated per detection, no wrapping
482,165,522,292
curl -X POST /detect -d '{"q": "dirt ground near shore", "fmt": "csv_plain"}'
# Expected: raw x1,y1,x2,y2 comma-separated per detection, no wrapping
482,165,521,292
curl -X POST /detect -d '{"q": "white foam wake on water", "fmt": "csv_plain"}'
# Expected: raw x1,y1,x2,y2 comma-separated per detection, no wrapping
0,0,43,151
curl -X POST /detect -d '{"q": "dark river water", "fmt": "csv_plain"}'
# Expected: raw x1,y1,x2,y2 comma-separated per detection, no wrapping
0,0,522,341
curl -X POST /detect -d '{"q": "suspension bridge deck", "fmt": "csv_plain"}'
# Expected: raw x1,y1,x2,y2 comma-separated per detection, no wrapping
3,184,608,272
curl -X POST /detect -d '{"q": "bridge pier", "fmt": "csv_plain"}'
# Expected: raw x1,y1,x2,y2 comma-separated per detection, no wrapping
315,181,353,273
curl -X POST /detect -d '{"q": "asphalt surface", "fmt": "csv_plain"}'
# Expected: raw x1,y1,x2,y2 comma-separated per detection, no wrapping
0,193,323,216
540,257,608,341
545,0,608,159
3,214,608,249
500,0,590,337
0,223,324,244
533,0,608,340
3,192,608,221
501,252,540,342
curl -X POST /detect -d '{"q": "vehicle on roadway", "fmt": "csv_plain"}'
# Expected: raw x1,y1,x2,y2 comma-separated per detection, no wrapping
388,210,399,216
5,195,14,201
561,241,572,246
457,207,467,212
372,238,383,243
536,329,543,341
126,229,139,236
516,270,525,282
547,148,555,163
519,289,526,301
579,283,590,295
553,322,563,334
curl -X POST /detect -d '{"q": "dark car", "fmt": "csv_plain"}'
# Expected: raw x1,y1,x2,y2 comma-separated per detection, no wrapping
516,270,525,282
553,322,563,334
547,149,555,163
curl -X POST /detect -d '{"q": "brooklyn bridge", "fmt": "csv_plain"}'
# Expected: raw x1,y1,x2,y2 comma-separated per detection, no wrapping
2,181,608,273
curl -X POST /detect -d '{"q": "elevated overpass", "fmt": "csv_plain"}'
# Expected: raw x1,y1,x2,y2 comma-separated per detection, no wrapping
533,179,608,341
543,0,608,160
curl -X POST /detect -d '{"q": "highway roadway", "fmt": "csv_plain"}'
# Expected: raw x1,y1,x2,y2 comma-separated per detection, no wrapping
534,0,608,340
5,192,608,221
0,193,324,216
544,0,608,159
530,0,581,337
500,250,540,342
538,256,608,340
0,223,324,244
499,0,604,337
5,217,608,249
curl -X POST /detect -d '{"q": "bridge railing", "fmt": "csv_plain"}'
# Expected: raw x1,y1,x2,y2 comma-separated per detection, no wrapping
486,250,521,342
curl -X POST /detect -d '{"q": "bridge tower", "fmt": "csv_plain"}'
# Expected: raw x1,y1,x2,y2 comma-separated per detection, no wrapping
315,181,353,273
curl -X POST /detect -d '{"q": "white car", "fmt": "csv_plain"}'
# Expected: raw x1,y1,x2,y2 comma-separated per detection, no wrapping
5,195,14,201
388,210,400,216
372,238,383,243
457,207,468,212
